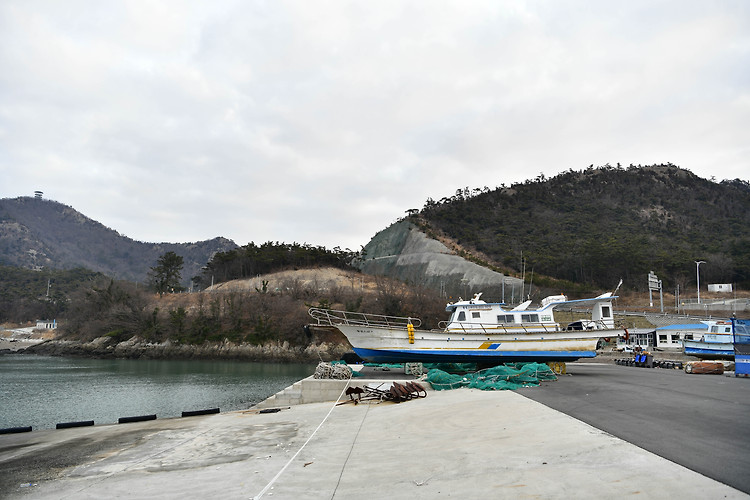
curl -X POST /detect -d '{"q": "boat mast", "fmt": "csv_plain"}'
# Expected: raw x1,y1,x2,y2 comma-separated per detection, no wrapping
520,253,526,305
528,267,534,301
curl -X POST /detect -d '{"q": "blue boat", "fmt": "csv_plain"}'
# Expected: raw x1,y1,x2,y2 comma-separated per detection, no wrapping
682,320,734,359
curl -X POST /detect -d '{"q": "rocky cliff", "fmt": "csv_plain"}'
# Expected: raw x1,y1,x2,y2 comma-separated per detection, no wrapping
357,220,522,299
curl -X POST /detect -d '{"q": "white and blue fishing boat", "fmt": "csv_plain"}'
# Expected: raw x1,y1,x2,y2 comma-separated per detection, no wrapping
682,320,734,359
309,292,626,363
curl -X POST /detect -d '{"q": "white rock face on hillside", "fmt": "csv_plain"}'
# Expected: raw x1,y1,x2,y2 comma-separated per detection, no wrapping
358,220,523,298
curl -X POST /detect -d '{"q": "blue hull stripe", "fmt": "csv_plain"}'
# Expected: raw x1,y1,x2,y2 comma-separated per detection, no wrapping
684,347,734,357
352,348,595,364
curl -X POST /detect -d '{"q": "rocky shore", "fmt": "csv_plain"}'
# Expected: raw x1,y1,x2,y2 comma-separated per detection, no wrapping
15,336,351,363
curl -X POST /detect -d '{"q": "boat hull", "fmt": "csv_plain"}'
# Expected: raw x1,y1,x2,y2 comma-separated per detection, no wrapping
337,324,620,363
352,347,596,363
683,340,734,359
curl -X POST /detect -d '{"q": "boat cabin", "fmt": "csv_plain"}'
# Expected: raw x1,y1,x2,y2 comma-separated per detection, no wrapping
443,292,616,333
708,321,733,334
443,293,562,332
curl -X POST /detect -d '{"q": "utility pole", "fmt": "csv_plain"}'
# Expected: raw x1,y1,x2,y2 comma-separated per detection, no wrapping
695,261,706,304
658,279,663,313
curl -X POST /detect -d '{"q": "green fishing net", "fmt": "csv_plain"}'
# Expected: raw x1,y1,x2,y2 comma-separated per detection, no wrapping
423,363,477,374
426,362,557,391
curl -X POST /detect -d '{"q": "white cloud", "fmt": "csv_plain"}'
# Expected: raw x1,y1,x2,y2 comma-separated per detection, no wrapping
1,0,748,249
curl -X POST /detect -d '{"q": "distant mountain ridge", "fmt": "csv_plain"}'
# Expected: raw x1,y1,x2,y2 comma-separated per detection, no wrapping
0,197,237,284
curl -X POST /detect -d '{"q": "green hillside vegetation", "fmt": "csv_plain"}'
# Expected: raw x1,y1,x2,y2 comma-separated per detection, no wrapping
194,241,361,288
0,265,109,323
414,164,750,291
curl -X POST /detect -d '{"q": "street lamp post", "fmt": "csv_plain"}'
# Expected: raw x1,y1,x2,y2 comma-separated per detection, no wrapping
695,260,706,304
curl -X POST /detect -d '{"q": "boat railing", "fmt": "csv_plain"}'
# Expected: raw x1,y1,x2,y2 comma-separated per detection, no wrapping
437,321,562,334
308,308,421,329
437,319,614,334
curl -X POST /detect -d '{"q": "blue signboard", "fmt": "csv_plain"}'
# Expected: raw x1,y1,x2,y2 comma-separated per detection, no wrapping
732,318,750,377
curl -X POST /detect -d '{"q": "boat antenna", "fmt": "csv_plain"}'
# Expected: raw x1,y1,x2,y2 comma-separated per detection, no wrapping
528,267,534,300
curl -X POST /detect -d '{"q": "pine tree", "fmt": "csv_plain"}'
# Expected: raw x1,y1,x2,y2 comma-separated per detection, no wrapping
148,251,184,296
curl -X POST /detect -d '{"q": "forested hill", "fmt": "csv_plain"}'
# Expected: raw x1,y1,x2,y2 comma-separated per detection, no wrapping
412,164,750,290
0,197,237,284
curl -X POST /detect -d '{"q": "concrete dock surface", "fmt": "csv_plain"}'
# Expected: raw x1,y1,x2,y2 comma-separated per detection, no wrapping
2,368,748,500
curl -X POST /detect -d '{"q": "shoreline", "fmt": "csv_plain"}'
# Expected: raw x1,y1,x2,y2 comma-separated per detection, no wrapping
4,337,351,363
0,337,43,353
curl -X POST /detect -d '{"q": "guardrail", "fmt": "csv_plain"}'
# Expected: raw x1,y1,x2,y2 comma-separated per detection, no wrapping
308,308,421,329
437,321,558,333
436,319,611,334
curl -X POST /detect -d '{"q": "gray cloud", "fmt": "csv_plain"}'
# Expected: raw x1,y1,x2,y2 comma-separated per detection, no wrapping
1,0,748,249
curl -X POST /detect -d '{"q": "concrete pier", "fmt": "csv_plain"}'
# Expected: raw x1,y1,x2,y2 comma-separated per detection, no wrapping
1,364,748,499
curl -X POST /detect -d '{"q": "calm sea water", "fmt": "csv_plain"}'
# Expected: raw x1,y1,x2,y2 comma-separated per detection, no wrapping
0,355,315,430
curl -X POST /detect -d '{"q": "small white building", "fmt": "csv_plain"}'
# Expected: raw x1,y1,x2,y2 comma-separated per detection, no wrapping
36,320,57,330
653,323,708,349
708,283,733,293
615,328,655,351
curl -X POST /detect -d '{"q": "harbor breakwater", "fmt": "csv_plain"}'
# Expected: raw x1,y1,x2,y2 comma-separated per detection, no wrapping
18,336,351,363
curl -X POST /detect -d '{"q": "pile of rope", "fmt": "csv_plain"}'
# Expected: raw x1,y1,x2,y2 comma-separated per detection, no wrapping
313,361,353,379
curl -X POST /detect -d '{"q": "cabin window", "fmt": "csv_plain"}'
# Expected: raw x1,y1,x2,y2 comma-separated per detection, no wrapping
685,334,693,340
711,326,718,333
472,311,481,319
724,327,731,333
457,311,466,321
497,314,515,323
521,314,539,323
659,335,667,342
601,306,611,318
670,335,680,343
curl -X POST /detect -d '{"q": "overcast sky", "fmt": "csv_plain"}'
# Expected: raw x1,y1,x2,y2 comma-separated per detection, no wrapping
1,1,748,250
